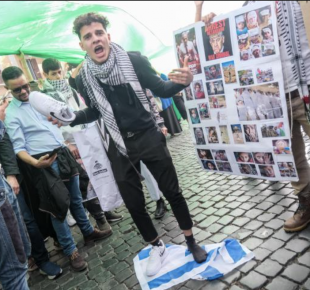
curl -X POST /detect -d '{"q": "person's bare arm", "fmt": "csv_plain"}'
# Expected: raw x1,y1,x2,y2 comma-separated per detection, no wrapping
65,142,80,160
17,151,57,169
195,1,204,22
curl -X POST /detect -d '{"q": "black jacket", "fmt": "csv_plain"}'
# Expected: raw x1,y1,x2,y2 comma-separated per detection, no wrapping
27,146,84,221
0,130,57,237
71,52,185,127
0,131,22,182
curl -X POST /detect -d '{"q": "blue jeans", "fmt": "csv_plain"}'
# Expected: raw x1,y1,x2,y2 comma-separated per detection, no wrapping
17,187,49,267
50,161,93,256
0,176,30,290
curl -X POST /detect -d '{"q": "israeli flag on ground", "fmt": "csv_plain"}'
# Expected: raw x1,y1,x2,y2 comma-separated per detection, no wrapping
134,239,254,290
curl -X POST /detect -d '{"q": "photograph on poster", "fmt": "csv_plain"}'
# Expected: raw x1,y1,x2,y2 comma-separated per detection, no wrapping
256,67,274,83
278,162,297,177
184,86,194,101
201,18,233,61
198,103,211,120
249,27,262,45
197,149,213,160
235,5,274,61
273,139,291,154
244,124,259,142
206,127,219,144
231,124,245,144
206,80,225,96
217,111,228,123
202,160,218,171
251,44,262,59
175,28,201,75
204,64,222,80
253,152,275,165
259,165,275,177
262,43,276,57
238,70,254,86
192,80,206,100
240,49,251,61
194,127,206,145
189,108,201,124
209,95,226,109
261,25,274,43
237,33,250,52
261,122,285,137
239,164,258,175
222,61,237,84
216,162,233,172
219,125,230,144
234,83,282,121
234,152,254,163
212,150,228,161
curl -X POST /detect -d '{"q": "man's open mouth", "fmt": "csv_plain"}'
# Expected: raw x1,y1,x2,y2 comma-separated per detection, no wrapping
94,45,104,54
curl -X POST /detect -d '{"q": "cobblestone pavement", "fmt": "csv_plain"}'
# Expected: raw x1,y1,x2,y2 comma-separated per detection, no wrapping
26,122,310,290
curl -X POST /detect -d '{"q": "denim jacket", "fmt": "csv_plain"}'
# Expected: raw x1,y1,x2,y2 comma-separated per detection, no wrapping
0,120,15,208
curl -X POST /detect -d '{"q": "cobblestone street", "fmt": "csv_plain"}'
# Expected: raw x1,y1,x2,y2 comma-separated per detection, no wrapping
28,122,310,290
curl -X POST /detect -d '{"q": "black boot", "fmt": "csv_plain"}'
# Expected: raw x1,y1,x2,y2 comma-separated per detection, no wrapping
154,198,167,219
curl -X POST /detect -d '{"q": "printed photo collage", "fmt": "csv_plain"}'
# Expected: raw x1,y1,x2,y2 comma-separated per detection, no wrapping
194,117,295,178
236,5,276,61
174,2,298,181
197,147,296,178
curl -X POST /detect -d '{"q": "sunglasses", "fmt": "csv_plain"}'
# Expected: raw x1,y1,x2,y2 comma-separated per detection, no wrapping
11,83,30,94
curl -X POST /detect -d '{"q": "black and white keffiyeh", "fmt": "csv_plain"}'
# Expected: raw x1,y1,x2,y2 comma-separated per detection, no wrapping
47,79,74,103
80,42,152,156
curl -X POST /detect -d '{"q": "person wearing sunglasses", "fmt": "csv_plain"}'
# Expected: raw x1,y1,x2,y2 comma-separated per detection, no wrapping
2,66,111,272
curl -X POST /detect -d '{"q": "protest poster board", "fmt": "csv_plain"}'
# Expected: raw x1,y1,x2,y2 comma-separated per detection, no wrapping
174,1,298,181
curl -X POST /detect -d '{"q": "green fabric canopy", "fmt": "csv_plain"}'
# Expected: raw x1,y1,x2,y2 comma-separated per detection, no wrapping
0,1,172,66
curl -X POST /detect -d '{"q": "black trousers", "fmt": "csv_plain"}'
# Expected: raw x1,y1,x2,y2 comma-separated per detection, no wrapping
173,95,187,120
107,126,193,242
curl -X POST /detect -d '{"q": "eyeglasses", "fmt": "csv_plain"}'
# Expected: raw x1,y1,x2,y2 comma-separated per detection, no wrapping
11,83,30,94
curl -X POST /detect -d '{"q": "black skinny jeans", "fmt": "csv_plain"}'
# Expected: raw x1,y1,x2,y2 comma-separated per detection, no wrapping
107,126,193,242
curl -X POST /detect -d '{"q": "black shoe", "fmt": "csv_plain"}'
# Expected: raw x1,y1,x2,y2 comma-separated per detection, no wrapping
187,242,207,263
154,198,167,219
105,211,123,222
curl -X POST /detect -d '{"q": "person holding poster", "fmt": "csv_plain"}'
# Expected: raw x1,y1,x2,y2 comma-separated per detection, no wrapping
198,1,310,233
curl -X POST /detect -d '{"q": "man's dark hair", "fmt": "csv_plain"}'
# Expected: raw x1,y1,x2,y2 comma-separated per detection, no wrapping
73,12,109,39
2,66,23,84
42,58,61,74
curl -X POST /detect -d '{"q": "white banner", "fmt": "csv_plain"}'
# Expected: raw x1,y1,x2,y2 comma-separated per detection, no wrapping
73,124,123,211
174,1,298,181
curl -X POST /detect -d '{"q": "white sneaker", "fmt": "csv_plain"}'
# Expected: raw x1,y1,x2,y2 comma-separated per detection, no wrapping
66,211,77,227
29,91,76,126
145,240,168,277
